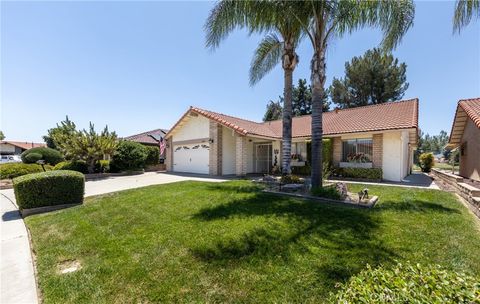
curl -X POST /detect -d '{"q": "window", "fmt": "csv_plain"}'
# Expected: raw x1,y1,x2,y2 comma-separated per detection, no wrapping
461,142,467,156
342,139,372,162
292,142,307,161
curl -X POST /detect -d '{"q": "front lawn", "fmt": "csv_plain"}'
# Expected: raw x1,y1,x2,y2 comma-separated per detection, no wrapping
26,181,480,303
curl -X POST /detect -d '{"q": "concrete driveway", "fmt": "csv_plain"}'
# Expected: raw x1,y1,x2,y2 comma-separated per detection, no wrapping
1,172,229,202
82,172,229,197
0,172,228,304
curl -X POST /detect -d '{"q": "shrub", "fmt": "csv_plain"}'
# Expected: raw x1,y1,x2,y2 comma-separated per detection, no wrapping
291,165,311,176
280,174,302,184
0,163,52,179
419,152,435,173
311,185,341,200
13,170,84,210
330,262,480,303
53,160,88,174
334,167,382,180
24,153,43,163
96,160,110,173
306,139,332,167
110,141,148,171
21,147,64,165
145,146,160,166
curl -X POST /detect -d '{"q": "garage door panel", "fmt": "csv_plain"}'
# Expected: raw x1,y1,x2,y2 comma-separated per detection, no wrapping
173,143,209,174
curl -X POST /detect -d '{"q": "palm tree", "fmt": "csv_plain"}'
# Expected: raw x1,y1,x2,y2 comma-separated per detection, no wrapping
293,1,415,188
454,0,479,32
205,1,303,175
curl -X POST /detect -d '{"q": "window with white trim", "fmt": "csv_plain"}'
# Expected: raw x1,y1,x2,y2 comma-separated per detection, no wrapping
342,139,373,162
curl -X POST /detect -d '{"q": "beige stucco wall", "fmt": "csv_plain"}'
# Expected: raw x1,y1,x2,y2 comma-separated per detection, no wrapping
222,126,236,175
382,131,410,182
173,115,209,141
460,119,480,181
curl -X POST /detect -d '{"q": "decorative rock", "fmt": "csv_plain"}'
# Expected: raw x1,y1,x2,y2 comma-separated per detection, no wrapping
335,182,348,199
262,175,277,182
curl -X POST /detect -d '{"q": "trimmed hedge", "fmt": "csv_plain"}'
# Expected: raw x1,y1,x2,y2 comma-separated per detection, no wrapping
21,147,64,165
13,170,84,209
0,163,52,179
53,160,89,174
24,153,42,163
335,167,382,180
145,146,160,166
291,165,311,176
330,262,480,303
111,141,148,171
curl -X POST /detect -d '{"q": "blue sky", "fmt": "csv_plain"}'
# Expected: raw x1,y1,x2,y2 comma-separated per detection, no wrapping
1,1,479,142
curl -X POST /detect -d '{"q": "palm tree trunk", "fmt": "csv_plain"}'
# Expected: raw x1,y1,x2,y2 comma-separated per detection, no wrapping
282,67,293,175
310,45,327,188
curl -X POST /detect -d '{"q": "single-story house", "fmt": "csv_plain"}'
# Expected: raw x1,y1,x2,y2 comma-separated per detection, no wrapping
164,98,419,181
0,141,46,155
124,128,169,158
447,98,480,181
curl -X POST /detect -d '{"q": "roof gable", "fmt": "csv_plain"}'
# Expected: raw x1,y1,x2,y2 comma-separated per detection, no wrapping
448,98,480,145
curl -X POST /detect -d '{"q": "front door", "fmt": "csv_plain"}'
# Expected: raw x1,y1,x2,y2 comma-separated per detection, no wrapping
255,143,272,174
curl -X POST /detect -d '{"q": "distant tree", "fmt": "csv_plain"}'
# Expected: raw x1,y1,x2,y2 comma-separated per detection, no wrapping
263,79,330,121
292,79,312,116
330,48,409,109
0,131,4,140
418,130,449,155
43,116,76,150
49,117,118,173
263,100,283,122
453,0,479,32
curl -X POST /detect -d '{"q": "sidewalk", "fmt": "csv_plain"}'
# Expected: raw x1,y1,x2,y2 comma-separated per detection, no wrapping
1,192,38,304
327,172,439,190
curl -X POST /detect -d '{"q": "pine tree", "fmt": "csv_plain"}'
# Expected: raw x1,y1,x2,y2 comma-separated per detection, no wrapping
330,48,409,109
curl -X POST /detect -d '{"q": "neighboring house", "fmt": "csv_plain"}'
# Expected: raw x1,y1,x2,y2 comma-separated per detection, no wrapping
447,98,480,181
0,141,46,155
124,128,169,157
164,99,419,181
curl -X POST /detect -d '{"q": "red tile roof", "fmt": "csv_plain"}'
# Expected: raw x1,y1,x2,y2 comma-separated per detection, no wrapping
167,99,418,139
459,98,480,128
0,141,46,150
124,128,168,145
448,98,480,145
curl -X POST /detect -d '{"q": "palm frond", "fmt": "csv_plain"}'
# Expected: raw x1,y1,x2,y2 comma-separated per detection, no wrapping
333,0,415,51
249,34,282,86
205,1,248,50
205,1,280,50
453,0,480,32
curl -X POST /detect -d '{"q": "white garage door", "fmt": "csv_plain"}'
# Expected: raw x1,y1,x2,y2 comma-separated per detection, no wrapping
173,143,209,174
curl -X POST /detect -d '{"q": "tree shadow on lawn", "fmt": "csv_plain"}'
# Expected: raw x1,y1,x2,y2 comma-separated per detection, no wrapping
191,192,398,283
374,199,460,214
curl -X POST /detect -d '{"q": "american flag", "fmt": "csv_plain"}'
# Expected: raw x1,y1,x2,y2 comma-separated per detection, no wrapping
159,137,166,156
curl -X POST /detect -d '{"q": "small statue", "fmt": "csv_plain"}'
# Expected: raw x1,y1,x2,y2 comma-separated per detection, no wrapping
358,188,369,202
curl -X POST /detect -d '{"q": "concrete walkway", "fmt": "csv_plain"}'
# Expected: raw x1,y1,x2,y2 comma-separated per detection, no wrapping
327,172,439,189
0,172,227,304
1,193,39,304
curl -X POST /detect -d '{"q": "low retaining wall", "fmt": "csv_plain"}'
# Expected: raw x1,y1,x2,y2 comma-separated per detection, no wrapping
431,169,480,218
145,164,166,172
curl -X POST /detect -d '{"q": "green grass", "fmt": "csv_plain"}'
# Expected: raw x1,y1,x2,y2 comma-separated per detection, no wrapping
26,181,480,303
